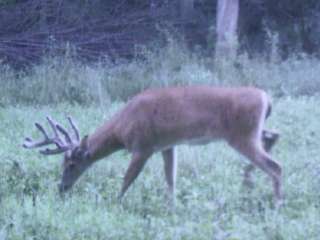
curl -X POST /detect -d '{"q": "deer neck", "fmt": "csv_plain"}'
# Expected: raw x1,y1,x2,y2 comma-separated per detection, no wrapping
86,123,122,162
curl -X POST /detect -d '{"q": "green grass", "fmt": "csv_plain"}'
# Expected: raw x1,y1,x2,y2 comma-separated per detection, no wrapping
1,39,320,106
1,96,320,239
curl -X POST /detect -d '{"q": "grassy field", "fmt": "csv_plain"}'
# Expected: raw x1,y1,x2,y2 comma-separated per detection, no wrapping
0,96,319,240
1,39,320,106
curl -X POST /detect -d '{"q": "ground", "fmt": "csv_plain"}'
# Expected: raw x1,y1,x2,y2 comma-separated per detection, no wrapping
0,96,319,239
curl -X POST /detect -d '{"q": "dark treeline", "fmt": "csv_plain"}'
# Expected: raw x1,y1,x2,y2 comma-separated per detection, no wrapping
0,0,319,67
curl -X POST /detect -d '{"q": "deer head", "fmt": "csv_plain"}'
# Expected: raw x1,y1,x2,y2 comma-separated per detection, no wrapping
23,117,91,193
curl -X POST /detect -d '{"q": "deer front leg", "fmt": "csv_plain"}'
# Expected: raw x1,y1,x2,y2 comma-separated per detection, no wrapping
243,129,280,188
162,148,177,196
118,151,151,200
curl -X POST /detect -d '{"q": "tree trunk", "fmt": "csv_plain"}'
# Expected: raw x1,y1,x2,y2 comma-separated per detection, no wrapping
215,0,239,59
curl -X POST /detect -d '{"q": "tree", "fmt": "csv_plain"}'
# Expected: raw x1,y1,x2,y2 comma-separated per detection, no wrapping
215,0,239,59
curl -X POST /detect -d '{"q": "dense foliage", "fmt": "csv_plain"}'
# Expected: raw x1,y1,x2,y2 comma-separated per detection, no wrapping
0,0,320,67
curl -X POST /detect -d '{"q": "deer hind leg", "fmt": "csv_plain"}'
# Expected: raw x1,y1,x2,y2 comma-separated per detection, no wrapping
230,139,282,201
118,151,151,200
243,129,280,188
262,129,280,152
162,148,177,196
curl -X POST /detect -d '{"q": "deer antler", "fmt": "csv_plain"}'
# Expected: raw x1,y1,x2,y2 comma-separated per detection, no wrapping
67,116,80,142
23,116,80,155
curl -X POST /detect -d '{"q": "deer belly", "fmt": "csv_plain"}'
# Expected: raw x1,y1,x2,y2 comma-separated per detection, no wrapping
185,136,215,146
153,135,216,152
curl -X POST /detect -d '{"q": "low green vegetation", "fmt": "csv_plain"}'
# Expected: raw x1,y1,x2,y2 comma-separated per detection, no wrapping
1,39,320,106
0,96,319,239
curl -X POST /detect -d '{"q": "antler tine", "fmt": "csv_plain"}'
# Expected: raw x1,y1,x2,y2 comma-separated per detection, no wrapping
46,116,60,139
56,124,73,144
67,116,80,141
47,116,74,146
23,122,53,149
40,146,69,155
35,122,49,139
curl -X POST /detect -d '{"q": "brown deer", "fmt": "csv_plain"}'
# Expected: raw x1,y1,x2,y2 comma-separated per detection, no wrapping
23,86,281,203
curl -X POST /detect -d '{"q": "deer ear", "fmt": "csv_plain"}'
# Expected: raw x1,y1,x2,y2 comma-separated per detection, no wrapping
79,135,91,159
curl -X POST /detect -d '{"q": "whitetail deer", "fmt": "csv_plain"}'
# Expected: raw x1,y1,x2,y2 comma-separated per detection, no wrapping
23,86,281,203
